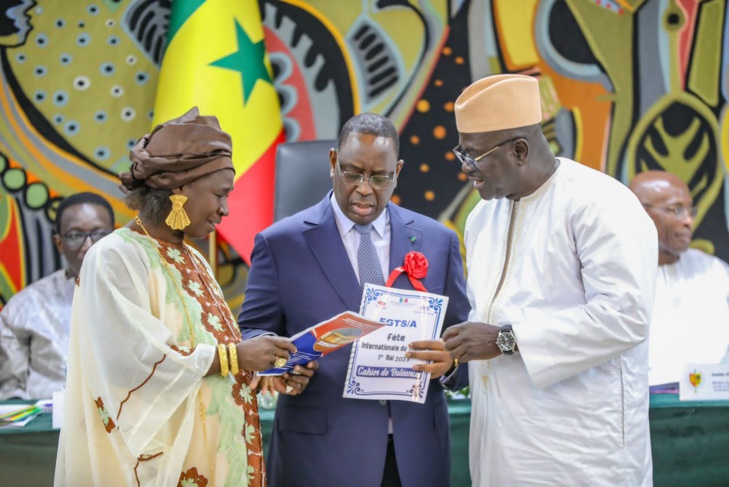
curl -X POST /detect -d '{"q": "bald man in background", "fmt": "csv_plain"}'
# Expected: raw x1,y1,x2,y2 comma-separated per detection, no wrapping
630,171,729,386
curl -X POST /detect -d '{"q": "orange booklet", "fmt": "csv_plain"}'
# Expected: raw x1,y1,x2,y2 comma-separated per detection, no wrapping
258,311,385,376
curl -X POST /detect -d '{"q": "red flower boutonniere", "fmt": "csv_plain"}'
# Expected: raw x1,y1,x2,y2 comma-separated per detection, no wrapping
386,251,429,292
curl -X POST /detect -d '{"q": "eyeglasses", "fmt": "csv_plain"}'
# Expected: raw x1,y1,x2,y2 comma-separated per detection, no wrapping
335,161,396,190
643,205,698,219
452,137,521,171
61,230,111,249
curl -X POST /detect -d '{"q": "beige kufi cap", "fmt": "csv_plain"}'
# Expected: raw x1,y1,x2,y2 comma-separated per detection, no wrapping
454,74,542,133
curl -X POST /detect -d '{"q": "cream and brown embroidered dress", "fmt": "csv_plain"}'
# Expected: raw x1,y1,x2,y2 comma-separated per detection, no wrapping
55,228,265,486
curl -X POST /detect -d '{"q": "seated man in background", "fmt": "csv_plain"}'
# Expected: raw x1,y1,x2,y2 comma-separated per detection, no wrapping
630,171,729,385
0,192,114,399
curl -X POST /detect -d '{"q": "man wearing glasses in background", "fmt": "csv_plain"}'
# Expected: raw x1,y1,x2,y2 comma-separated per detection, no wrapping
443,74,658,486
238,113,470,487
630,171,729,387
0,192,114,400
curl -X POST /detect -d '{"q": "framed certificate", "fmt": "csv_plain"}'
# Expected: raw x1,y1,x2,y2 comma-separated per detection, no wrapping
343,283,449,403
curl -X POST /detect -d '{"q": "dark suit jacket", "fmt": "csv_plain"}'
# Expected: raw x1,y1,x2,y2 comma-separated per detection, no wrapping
239,195,470,487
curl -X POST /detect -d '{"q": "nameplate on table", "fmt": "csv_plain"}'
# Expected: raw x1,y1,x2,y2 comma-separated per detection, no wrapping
680,363,729,401
52,390,64,429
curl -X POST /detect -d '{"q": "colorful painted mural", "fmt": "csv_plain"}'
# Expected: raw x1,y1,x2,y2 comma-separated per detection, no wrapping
1,0,727,308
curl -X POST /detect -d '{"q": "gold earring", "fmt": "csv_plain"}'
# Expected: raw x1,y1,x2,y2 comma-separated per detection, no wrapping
165,194,191,231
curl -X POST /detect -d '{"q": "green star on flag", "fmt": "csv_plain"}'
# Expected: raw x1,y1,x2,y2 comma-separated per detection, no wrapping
210,19,272,104
153,0,284,265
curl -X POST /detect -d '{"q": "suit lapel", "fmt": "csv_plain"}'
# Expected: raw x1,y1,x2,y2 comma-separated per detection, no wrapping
388,204,422,286
304,198,362,310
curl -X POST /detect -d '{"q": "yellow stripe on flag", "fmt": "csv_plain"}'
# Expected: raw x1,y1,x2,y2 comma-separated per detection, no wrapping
153,0,283,263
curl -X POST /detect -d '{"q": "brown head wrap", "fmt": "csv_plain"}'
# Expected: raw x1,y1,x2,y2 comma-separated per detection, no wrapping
119,107,234,191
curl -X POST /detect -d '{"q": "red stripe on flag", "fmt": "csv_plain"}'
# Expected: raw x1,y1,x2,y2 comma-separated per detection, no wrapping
216,129,285,265
0,202,24,309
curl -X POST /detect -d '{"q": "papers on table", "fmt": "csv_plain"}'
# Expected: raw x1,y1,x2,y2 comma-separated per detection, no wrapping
680,363,729,401
343,284,449,404
0,399,51,428
259,311,385,376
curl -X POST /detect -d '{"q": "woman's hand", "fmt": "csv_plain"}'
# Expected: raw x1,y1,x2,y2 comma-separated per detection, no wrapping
237,336,297,372
250,361,319,396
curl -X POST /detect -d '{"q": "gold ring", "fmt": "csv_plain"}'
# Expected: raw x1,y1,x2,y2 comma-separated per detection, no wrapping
274,357,287,368
454,358,459,368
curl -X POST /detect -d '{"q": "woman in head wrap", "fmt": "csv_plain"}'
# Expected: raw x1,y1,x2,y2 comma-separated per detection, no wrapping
55,108,296,487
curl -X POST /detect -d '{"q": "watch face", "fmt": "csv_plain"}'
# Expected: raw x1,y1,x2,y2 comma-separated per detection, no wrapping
496,331,516,352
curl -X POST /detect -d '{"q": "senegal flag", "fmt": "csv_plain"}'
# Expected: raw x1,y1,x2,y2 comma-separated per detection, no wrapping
153,0,283,264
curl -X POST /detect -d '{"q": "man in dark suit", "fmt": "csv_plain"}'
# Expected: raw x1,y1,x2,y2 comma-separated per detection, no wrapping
238,113,470,487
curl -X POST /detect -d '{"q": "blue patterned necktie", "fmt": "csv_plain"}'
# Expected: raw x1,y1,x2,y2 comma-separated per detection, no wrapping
355,223,385,290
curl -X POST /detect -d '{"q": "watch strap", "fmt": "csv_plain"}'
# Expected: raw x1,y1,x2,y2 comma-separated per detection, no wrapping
497,325,516,355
